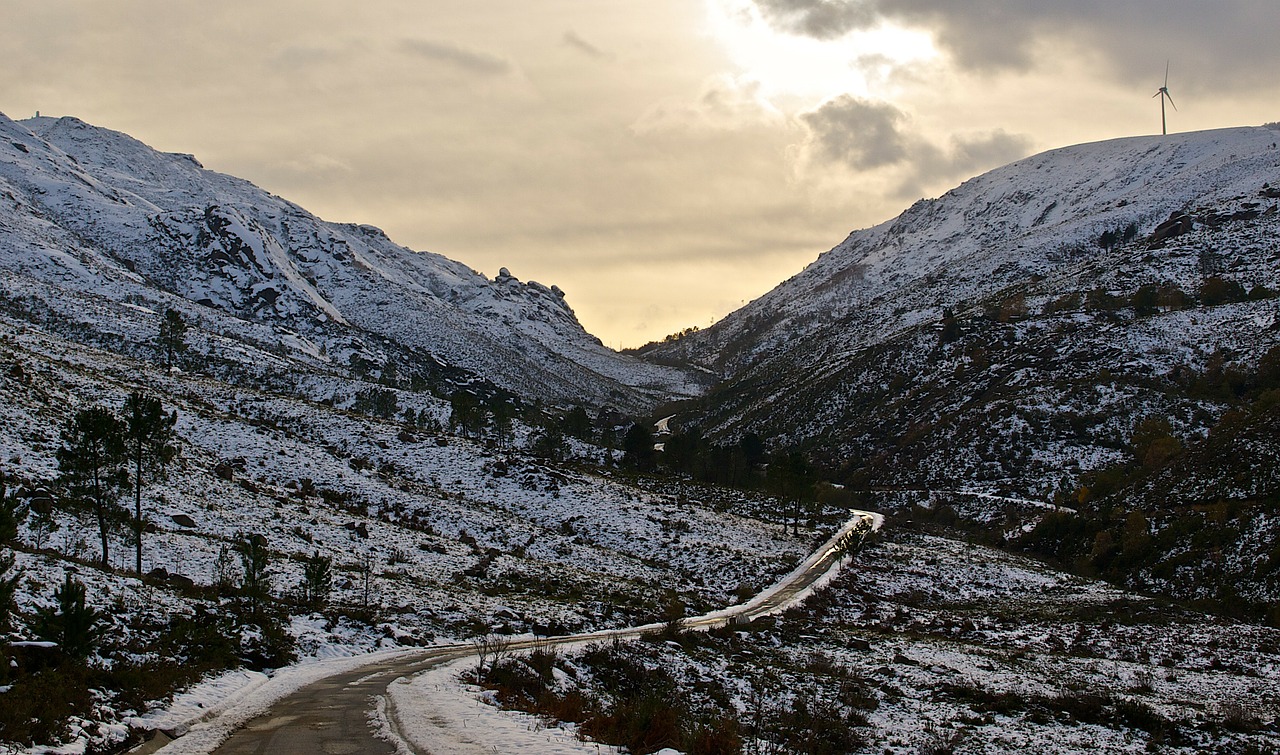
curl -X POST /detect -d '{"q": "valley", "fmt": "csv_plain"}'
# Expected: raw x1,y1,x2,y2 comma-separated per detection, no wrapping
1,113,1278,754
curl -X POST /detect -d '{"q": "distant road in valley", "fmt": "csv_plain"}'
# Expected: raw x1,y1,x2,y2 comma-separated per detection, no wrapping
141,511,882,755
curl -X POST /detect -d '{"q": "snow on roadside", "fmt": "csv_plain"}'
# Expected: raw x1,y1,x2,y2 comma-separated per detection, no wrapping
382,655,619,755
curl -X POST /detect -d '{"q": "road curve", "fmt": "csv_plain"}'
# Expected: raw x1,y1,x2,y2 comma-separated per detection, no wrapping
145,511,881,755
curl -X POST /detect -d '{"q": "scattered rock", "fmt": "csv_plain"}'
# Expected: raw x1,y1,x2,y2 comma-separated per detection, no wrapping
170,513,197,529
1149,211,1193,244
21,487,54,513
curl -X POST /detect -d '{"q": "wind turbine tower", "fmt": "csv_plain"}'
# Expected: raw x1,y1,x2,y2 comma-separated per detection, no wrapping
1153,61,1177,135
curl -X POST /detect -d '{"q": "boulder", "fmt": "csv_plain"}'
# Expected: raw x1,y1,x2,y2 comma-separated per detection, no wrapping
1149,211,1193,244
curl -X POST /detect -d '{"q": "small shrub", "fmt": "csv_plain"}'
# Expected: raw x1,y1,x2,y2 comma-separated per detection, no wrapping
0,666,92,745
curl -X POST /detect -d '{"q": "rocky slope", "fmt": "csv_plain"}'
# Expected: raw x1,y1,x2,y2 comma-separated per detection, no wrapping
0,113,703,412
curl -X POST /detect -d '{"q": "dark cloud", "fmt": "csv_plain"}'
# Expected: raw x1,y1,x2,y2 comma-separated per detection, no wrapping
562,31,612,61
754,0,877,40
800,96,1033,197
800,96,910,169
399,38,514,76
753,1,1280,92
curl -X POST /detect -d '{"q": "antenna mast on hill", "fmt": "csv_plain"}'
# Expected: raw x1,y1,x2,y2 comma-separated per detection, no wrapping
1153,61,1177,135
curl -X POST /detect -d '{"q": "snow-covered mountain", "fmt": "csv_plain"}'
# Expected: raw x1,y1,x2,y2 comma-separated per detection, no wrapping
646,126,1280,495
655,127,1280,375
0,113,704,411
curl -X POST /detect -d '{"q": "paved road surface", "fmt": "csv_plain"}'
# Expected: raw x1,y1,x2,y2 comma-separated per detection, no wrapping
206,651,465,755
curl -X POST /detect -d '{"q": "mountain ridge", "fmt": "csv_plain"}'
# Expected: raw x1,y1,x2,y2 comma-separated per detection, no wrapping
0,112,705,412
647,126,1280,377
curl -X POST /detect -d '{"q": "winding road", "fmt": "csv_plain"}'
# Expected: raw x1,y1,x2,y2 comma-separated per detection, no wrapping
140,511,882,755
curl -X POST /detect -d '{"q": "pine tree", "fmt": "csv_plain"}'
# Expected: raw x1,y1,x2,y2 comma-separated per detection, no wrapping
37,573,101,659
0,472,26,634
449,391,485,438
938,307,961,344
622,422,657,471
122,392,179,575
158,308,188,371
57,408,127,568
300,551,332,609
528,425,566,461
237,533,272,620
738,433,766,471
0,471,28,545
354,387,398,418
562,406,592,441
0,550,19,635
768,451,815,537
488,399,515,449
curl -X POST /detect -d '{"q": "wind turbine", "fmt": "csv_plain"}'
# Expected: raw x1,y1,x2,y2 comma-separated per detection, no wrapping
1153,61,1177,135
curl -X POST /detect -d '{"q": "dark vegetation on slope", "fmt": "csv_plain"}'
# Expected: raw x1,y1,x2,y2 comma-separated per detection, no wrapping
664,207,1279,496
0,470,295,747
639,196,1280,627
1016,348,1280,624
473,627,876,755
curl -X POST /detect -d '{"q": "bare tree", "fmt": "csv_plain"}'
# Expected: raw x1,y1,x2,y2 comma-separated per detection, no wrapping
472,633,511,677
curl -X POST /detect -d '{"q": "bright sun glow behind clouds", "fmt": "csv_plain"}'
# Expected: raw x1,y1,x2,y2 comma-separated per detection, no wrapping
705,0,937,105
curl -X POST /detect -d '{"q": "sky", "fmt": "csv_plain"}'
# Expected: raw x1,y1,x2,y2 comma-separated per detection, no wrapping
3,1,1279,348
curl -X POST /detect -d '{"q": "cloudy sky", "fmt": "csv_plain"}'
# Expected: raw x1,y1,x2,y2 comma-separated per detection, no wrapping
4,1,1279,347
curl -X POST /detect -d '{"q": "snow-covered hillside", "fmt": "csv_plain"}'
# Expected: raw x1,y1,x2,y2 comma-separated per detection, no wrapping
653,127,1280,376
0,113,704,412
647,127,1280,497
0,307,810,751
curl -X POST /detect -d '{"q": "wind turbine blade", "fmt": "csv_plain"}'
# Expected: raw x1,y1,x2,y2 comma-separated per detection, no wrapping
1167,92,1177,111
1165,60,1170,88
